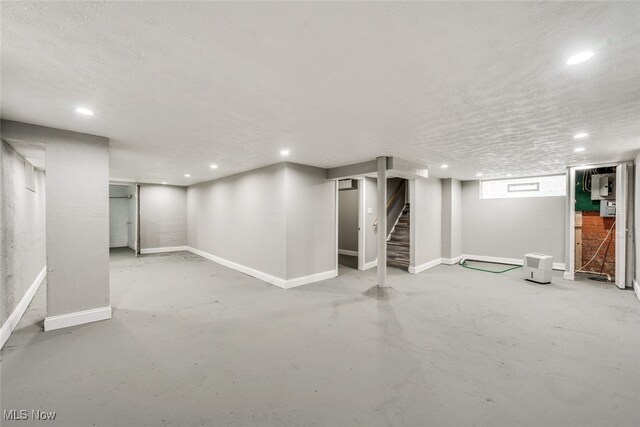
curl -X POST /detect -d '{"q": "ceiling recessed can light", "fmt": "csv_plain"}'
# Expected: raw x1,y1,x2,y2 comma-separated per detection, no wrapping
75,107,94,116
566,51,594,65
476,173,483,177
210,164,218,169
184,174,191,177
280,149,290,156
574,147,586,152
441,164,448,169
162,182,168,185
573,132,589,139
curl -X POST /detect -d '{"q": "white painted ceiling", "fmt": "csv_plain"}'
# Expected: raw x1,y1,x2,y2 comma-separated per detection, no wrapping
1,2,639,184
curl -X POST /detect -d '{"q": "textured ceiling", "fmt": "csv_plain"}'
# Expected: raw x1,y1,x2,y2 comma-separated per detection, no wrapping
1,2,639,184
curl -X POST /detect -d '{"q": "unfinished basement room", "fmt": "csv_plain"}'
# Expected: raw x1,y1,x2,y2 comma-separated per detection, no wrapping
1,2,639,426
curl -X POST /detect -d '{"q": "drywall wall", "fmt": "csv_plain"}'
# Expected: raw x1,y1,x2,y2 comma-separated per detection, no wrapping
2,120,111,325
187,162,337,285
364,177,378,265
635,155,640,296
410,177,443,269
140,184,187,250
187,163,287,279
284,163,336,280
0,141,46,327
109,185,135,248
461,180,566,263
46,129,110,317
338,188,358,252
442,178,462,260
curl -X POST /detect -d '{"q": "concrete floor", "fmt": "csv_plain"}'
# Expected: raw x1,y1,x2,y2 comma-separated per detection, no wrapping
2,251,639,426
338,254,358,270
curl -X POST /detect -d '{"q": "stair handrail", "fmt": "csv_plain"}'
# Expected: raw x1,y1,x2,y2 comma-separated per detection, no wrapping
372,180,407,229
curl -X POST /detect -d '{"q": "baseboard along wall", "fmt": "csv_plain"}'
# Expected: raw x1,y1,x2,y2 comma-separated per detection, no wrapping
140,246,189,254
187,246,336,289
409,254,566,275
0,266,46,349
338,249,358,257
44,306,112,332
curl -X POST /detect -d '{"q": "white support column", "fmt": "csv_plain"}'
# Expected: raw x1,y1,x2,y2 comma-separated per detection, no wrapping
377,156,389,288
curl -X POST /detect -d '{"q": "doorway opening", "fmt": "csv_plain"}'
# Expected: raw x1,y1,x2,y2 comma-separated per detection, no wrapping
567,162,631,289
337,179,362,270
109,184,138,258
385,178,409,271
335,176,411,273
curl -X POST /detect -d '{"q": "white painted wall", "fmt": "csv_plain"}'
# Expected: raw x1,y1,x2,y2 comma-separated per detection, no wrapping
187,164,287,279
187,162,337,285
140,184,187,250
338,188,358,252
0,141,46,327
410,177,443,269
44,129,111,317
461,180,566,264
364,177,378,265
2,120,111,330
284,163,336,280
635,154,640,298
442,178,462,260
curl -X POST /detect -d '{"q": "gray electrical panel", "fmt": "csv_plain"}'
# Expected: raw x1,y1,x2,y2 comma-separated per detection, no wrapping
600,200,616,217
591,174,616,200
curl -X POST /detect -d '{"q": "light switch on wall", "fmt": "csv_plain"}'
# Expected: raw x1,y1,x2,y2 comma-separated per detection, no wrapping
367,208,373,214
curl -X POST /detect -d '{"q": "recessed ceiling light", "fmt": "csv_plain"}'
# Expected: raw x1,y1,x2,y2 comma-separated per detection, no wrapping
210,164,218,169
476,173,483,177
573,132,589,139
162,182,167,185
574,147,586,152
507,173,513,177
184,174,191,177
280,149,290,156
441,164,448,169
75,107,94,116
566,51,594,65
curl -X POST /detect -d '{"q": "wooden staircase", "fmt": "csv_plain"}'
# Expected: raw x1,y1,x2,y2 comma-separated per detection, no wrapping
387,204,410,270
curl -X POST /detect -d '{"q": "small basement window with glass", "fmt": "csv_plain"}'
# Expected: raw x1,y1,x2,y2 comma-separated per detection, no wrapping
480,174,566,199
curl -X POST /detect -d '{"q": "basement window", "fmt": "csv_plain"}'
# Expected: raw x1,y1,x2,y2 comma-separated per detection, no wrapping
480,174,566,199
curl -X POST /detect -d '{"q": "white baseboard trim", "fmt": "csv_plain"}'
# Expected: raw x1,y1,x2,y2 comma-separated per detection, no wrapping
188,246,337,289
441,255,463,265
409,258,443,274
462,254,565,271
44,306,112,332
109,242,128,248
0,266,46,350
363,259,378,270
140,246,189,254
634,280,640,302
285,270,338,289
338,249,358,257
407,254,566,276
127,243,136,251
188,246,286,288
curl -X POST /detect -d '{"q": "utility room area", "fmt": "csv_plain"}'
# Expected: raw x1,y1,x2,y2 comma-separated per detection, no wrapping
574,167,617,282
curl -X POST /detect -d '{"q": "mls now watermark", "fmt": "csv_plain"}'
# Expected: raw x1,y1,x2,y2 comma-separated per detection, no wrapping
4,409,57,421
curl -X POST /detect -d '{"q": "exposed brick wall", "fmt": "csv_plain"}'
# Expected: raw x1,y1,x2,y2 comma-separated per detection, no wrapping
581,211,615,277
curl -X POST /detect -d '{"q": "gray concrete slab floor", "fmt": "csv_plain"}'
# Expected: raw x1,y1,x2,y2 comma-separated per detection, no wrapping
2,251,639,426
